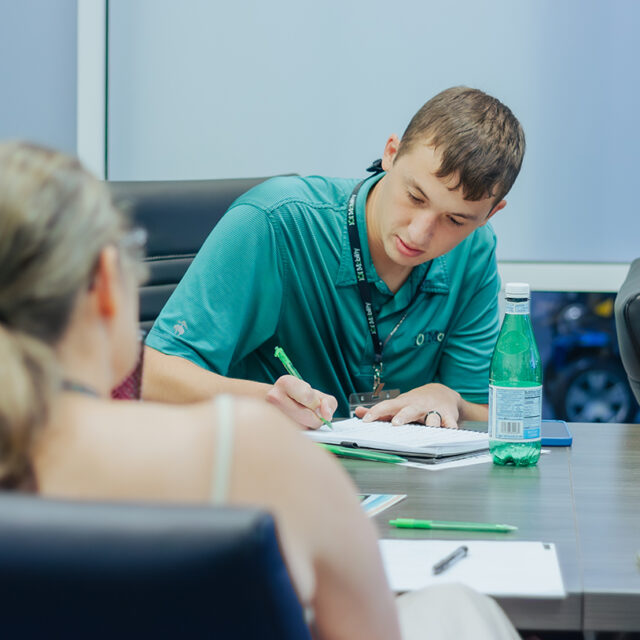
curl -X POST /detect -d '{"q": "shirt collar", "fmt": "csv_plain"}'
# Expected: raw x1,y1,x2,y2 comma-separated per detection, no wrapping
335,172,450,295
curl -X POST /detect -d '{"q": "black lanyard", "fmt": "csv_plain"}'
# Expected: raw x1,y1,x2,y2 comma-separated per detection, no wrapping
347,160,429,391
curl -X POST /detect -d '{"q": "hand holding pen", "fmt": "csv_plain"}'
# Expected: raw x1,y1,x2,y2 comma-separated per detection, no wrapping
268,346,337,430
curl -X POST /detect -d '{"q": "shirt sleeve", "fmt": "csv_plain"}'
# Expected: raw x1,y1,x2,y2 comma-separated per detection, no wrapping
436,232,501,404
145,203,283,374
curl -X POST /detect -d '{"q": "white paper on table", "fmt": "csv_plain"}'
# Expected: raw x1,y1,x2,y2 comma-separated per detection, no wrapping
399,449,551,471
379,539,565,598
400,454,493,471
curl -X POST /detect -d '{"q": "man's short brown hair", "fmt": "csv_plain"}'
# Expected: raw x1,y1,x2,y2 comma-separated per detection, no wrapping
396,86,525,205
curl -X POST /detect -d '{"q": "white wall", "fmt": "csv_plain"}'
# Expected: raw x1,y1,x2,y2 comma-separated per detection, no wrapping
106,0,640,265
0,0,78,153
77,0,106,179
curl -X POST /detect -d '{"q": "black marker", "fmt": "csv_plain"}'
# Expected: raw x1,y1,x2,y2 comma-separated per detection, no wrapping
432,545,469,575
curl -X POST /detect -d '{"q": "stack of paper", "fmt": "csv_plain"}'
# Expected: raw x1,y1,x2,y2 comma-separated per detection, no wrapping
307,417,488,458
379,540,565,598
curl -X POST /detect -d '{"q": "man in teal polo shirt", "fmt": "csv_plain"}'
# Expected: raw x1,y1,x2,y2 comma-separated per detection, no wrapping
142,86,525,428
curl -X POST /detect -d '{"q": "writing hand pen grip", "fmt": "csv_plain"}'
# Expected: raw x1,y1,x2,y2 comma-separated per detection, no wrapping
274,346,332,429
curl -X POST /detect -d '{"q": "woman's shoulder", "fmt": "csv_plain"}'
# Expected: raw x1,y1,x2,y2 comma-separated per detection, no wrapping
36,397,221,502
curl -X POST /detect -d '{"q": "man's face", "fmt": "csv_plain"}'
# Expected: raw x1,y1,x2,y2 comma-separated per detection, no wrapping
369,136,506,274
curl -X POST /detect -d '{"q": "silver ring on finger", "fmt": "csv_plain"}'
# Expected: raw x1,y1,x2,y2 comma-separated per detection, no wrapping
425,410,442,426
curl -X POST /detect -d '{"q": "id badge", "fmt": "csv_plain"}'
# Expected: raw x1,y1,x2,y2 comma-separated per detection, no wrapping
348,388,400,418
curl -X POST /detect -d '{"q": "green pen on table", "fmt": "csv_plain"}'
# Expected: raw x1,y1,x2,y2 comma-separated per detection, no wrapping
389,518,517,533
319,443,407,464
274,346,333,429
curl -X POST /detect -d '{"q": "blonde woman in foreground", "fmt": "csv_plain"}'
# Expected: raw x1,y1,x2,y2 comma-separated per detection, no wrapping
0,141,519,640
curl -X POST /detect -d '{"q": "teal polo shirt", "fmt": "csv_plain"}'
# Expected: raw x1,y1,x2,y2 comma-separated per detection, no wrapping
146,173,500,417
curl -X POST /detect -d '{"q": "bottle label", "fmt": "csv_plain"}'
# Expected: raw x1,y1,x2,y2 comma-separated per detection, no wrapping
504,300,530,315
488,385,542,441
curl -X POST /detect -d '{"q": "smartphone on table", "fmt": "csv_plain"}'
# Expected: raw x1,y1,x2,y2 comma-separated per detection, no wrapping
541,420,572,446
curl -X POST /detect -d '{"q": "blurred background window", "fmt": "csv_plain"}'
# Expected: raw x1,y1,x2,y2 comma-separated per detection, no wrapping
532,292,639,423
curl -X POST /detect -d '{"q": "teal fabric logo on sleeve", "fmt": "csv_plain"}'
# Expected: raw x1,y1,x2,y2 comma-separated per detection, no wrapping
173,320,188,336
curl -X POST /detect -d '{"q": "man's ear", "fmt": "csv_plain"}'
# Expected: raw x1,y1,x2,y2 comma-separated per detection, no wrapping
381,134,401,172
482,199,507,225
92,246,120,318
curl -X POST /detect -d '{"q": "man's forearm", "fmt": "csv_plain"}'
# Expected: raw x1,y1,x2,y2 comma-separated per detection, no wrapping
458,399,489,423
141,346,272,404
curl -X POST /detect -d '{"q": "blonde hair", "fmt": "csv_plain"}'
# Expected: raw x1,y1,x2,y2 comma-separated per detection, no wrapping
0,141,144,489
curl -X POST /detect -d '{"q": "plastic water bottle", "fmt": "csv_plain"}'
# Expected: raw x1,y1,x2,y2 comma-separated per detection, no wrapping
489,282,542,466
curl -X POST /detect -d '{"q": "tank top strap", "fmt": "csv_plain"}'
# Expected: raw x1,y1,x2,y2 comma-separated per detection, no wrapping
211,394,235,504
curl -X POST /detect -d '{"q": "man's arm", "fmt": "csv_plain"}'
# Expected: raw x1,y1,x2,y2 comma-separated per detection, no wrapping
142,346,271,403
141,201,335,428
142,346,337,428
459,399,489,422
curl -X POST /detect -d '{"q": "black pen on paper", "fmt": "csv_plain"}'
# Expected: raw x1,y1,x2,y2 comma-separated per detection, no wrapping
432,545,469,575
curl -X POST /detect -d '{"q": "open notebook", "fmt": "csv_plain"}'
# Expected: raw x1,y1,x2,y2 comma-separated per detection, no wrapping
306,417,488,458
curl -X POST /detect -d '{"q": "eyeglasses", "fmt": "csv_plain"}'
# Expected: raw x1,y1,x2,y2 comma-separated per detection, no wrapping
121,227,147,252
120,227,148,262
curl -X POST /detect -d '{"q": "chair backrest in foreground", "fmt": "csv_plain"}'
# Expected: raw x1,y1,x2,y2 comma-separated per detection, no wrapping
0,494,311,639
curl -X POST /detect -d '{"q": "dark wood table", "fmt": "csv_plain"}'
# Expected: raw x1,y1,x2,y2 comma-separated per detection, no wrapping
342,422,640,633
570,423,640,632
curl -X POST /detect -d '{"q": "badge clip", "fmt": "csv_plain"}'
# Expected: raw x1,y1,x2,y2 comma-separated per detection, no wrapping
348,388,400,418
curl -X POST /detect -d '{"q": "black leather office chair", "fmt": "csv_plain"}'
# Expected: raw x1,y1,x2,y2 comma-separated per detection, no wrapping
0,494,311,639
109,178,272,334
615,258,640,405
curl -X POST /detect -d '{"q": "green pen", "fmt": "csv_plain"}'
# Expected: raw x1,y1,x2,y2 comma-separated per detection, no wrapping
274,346,333,429
319,443,407,464
389,518,517,533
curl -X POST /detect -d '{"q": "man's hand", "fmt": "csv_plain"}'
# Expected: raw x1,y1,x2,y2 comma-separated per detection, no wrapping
266,375,338,429
354,383,467,428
